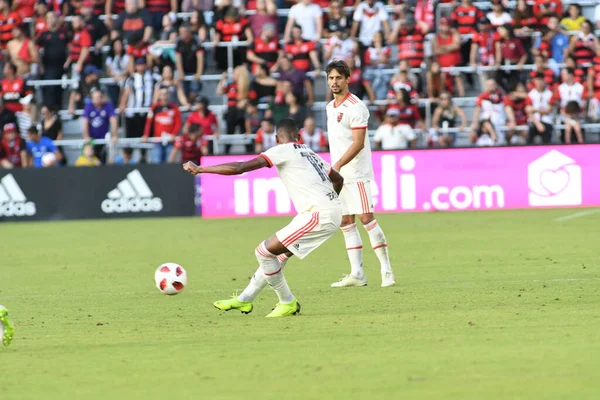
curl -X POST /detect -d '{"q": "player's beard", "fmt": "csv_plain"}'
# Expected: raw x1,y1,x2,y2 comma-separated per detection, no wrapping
330,84,345,95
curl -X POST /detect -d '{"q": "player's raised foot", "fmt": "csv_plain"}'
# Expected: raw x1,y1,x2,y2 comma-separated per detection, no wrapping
213,296,253,314
265,299,301,318
330,274,368,288
381,271,396,287
0,305,15,347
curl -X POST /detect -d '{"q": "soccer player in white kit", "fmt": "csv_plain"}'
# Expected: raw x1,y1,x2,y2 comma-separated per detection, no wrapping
325,60,395,288
183,119,345,318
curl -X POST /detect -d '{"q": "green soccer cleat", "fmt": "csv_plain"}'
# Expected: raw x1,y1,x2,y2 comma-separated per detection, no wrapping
0,305,15,347
213,296,253,314
265,299,301,318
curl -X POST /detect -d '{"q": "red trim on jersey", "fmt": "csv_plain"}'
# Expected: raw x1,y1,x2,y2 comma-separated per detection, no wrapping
264,266,282,276
347,94,358,104
260,154,273,167
346,246,363,250
358,182,369,214
281,212,320,247
351,126,368,130
373,244,388,250
333,92,352,108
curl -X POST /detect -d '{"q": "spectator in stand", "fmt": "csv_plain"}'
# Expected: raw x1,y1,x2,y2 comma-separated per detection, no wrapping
568,20,600,68
561,4,585,33
175,23,205,95
487,0,512,29
74,142,101,166
588,55,600,121
285,92,307,129
426,60,451,104
184,96,219,154
0,122,27,168
214,7,251,71
0,0,22,52
119,58,154,163
247,23,281,74
323,26,359,66
0,98,17,130
105,38,129,107
389,62,419,104
504,82,529,145
451,0,484,88
254,117,276,153
555,68,587,144
471,78,506,145
13,0,35,19
142,87,182,163
37,11,67,108
513,0,536,51
362,31,391,104
112,0,153,43
32,0,49,38
81,0,109,68
145,0,176,31
495,24,526,93
189,10,208,41
250,64,277,103
68,64,101,114
389,13,428,69
153,65,189,107
563,54,586,84
26,126,58,167
283,0,322,43
83,89,119,163
66,15,92,90
528,54,556,91
39,105,66,165
126,33,149,74
248,0,277,39
244,100,261,135
105,0,126,29
431,92,467,148
470,17,497,86
433,17,464,97
216,66,250,153
533,0,562,28
299,116,327,152
1,62,31,114
285,24,321,75
182,0,213,13
323,0,348,39
413,0,434,31
276,56,314,106
7,23,38,77
526,73,554,144
168,123,206,163
16,94,35,137
374,108,416,150
387,89,423,130
350,0,389,47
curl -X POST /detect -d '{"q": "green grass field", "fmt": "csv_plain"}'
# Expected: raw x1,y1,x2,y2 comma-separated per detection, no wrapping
1,209,599,400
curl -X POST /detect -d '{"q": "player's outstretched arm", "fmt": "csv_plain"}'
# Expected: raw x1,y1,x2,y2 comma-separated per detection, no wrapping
329,168,344,195
183,156,270,176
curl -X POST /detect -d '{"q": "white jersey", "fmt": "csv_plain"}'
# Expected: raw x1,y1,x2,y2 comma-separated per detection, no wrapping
327,92,373,183
261,143,341,214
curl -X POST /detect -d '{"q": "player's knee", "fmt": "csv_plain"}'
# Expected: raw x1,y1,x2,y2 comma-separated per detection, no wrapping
341,215,355,226
359,213,375,225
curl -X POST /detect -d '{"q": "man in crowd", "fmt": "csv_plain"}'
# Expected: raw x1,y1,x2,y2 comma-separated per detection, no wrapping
37,10,67,108
82,89,119,164
142,87,182,164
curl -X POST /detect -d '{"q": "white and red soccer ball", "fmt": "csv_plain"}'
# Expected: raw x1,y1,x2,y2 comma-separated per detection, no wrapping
155,263,187,295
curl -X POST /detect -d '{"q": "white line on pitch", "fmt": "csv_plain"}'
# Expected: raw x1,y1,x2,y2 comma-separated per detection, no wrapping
555,209,600,222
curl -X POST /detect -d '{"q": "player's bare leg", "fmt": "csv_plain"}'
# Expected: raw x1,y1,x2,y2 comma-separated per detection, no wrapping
358,213,395,287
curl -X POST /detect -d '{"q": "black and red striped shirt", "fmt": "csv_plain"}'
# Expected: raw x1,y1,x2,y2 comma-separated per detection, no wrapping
528,68,556,91
387,104,421,128
127,43,149,59
451,5,484,35
396,26,425,68
146,0,171,14
69,28,92,63
1,77,31,113
284,40,315,72
215,17,248,42
224,83,238,108
504,95,528,125
0,11,22,50
111,0,125,15
248,37,279,74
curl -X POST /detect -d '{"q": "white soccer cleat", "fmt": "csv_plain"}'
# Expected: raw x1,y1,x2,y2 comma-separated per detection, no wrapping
381,271,396,287
331,275,368,288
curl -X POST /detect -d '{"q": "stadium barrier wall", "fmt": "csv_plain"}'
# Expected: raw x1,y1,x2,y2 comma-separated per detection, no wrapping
199,145,600,218
0,165,196,222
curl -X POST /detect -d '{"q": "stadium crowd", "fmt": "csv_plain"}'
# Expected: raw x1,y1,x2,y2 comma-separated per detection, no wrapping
0,0,599,167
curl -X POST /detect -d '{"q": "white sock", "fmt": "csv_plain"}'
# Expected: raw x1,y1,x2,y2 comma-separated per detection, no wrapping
341,223,364,278
256,242,294,304
238,254,290,302
364,220,392,274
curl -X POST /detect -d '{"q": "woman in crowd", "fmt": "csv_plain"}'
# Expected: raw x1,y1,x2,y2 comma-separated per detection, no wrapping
152,65,190,107
431,92,467,148
105,38,129,107
39,105,66,165
363,31,391,104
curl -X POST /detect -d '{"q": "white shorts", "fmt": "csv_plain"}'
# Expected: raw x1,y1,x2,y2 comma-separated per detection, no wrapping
276,209,342,259
339,180,374,216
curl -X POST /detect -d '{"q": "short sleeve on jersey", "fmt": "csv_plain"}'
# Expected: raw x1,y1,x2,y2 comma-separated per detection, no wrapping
260,144,289,168
350,104,369,130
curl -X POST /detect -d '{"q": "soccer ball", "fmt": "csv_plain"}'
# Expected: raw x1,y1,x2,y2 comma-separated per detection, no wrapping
41,152,57,167
154,263,187,295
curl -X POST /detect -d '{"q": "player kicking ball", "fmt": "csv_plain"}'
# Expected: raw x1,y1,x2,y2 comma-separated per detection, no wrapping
183,119,344,318
0,305,15,347
325,60,395,288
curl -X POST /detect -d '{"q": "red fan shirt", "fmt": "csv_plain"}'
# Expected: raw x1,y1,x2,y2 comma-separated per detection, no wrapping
143,102,182,138
1,77,31,113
